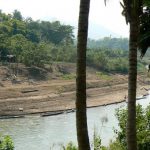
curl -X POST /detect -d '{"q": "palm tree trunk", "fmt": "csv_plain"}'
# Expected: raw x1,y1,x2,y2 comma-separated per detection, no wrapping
76,0,91,150
127,17,138,150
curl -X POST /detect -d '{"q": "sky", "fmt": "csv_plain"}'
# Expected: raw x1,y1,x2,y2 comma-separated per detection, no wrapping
0,0,129,39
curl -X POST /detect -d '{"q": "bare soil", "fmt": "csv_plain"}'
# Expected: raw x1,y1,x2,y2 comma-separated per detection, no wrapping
0,64,149,116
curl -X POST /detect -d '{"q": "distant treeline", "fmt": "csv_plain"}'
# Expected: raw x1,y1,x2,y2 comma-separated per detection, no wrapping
0,10,146,73
87,37,129,50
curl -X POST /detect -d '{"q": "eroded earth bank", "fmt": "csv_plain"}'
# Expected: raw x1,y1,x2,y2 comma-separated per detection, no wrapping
0,64,149,117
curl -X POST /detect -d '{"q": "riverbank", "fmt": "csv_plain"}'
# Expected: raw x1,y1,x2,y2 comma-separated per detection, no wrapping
0,73,149,118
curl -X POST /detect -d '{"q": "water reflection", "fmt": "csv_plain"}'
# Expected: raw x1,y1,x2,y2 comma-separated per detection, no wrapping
0,96,150,150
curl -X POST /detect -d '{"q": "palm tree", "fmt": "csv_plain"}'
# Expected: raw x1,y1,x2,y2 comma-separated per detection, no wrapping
76,0,91,150
120,0,143,149
127,14,139,150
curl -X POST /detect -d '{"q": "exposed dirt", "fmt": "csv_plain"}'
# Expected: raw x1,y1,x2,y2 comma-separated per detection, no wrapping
0,64,149,116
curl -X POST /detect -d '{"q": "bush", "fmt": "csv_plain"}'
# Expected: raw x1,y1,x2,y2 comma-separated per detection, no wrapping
93,130,102,150
61,74,76,80
96,72,112,80
114,104,150,150
94,104,150,150
62,142,77,150
107,58,128,73
106,140,125,150
0,135,14,150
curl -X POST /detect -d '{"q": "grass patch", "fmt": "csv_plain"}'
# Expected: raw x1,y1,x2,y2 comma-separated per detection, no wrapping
61,74,76,80
96,72,112,80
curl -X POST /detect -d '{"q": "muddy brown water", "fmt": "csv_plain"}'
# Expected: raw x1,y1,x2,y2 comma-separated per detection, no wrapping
0,96,150,150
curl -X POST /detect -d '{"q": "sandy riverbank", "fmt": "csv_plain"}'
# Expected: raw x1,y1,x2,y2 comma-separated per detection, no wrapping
0,74,149,117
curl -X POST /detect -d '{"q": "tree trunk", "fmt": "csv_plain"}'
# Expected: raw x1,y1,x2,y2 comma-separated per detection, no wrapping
76,0,91,150
127,17,138,150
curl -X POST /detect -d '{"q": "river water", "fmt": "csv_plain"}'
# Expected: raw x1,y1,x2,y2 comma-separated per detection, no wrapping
0,96,150,150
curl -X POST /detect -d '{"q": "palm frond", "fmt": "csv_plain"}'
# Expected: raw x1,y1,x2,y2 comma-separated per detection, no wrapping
120,0,132,24
138,7,150,58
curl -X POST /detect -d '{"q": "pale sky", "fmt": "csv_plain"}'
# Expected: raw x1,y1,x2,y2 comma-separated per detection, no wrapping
0,0,129,38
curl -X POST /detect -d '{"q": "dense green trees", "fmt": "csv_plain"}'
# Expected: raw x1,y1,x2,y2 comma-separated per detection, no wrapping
0,10,141,74
87,48,129,73
0,10,148,75
0,10,74,67
13,10,23,21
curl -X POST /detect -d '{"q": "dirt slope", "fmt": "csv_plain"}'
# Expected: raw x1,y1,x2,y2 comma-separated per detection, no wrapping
0,64,149,116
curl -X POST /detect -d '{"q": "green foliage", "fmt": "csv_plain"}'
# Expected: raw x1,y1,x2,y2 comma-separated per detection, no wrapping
87,37,129,51
87,48,108,70
0,135,14,150
115,104,150,149
107,58,128,73
0,9,147,75
55,44,76,62
62,142,78,150
96,72,112,80
13,10,23,21
0,10,74,67
106,140,125,150
10,34,29,62
51,104,150,150
93,129,102,150
61,74,76,80
87,48,129,73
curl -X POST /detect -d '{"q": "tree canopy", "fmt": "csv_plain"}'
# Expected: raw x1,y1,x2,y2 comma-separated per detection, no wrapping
0,10,74,66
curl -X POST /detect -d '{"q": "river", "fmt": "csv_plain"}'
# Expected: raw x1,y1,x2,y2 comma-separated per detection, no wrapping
0,95,150,150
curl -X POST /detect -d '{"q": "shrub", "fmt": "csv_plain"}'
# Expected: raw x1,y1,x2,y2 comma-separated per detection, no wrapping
0,135,14,150
96,72,112,80
62,142,77,150
61,74,76,80
114,104,150,150
93,130,102,150
106,140,125,150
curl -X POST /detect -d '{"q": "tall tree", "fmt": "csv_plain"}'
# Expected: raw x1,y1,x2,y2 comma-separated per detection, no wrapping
76,0,91,150
13,10,23,21
121,0,143,149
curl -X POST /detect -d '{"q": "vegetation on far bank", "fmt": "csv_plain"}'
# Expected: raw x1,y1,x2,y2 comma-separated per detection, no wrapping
0,10,149,75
